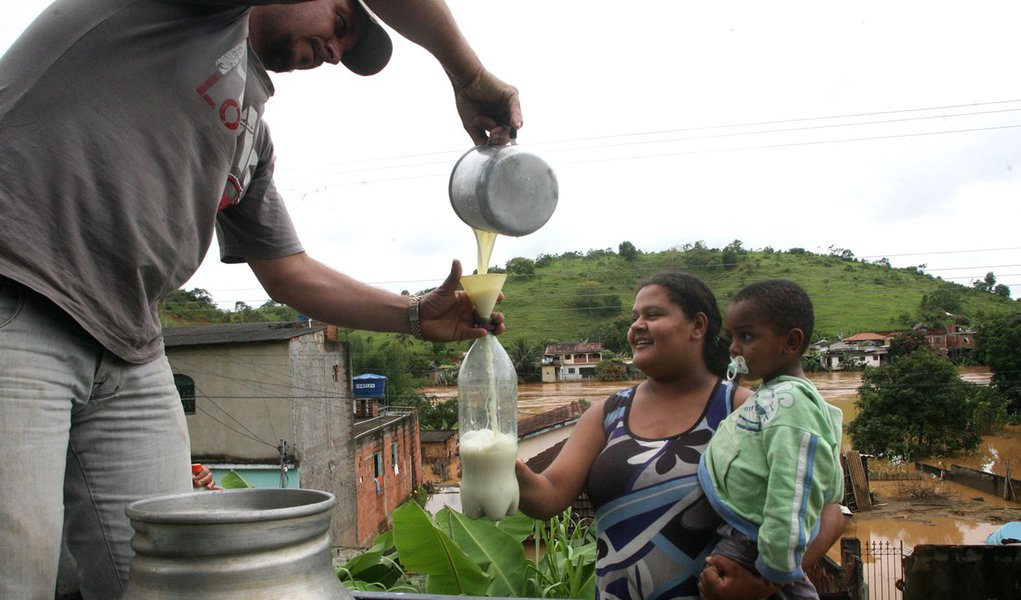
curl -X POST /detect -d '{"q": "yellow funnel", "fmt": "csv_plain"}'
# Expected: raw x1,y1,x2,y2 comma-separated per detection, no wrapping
460,273,506,319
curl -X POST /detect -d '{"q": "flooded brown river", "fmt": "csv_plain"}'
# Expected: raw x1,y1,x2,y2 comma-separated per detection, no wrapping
420,367,1021,549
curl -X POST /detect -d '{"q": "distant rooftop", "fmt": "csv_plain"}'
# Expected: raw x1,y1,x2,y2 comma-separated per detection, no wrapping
518,401,586,439
842,332,887,342
544,342,603,355
163,322,325,347
421,430,456,443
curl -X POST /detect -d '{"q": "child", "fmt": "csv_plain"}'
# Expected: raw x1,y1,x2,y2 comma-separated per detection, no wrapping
697,279,844,599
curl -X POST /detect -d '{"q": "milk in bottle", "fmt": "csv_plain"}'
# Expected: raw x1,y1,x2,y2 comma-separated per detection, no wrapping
457,333,519,520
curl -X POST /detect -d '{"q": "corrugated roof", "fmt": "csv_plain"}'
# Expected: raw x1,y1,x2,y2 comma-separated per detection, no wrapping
518,401,585,438
843,332,887,342
353,412,410,438
544,342,603,355
421,430,457,443
163,322,325,348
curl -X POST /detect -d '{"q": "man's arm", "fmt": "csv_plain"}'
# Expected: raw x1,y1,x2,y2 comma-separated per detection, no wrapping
248,252,500,342
362,0,522,145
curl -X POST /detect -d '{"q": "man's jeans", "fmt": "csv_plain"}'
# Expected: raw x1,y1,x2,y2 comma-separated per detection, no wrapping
0,276,191,599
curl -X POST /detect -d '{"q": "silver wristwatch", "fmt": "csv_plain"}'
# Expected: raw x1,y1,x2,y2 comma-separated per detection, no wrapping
408,296,423,339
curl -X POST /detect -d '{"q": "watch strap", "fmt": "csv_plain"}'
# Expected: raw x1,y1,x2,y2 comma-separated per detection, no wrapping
408,296,424,339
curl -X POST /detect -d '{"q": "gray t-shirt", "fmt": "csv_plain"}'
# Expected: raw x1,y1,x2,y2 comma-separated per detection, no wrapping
0,0,303,363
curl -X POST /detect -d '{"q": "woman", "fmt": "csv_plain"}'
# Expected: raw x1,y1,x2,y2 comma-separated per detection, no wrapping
515,270,842,600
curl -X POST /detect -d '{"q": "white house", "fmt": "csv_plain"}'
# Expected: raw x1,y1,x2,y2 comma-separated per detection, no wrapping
541,342,603,382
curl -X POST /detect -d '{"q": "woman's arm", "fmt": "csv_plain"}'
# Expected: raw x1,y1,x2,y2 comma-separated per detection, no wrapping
699,503,845,599
515,401,607,519
803,503,845,567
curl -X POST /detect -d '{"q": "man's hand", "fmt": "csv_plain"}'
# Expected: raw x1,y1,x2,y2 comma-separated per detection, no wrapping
452,68,522,146
698,555,778,600
419,260,505,342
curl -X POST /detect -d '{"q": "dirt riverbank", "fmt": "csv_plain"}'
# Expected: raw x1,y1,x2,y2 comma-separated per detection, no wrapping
858,491,1021,526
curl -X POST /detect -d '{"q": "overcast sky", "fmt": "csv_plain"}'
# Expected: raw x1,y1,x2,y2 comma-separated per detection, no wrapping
4,1,1021,308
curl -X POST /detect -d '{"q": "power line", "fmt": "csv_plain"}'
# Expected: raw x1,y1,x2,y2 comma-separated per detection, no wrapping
277,98,1021,181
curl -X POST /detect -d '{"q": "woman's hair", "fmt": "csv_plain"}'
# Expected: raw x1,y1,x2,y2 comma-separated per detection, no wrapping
634,269,729,377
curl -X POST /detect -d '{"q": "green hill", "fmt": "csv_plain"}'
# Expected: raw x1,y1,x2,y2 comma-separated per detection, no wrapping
165,243,1020,357
469,244,1019,349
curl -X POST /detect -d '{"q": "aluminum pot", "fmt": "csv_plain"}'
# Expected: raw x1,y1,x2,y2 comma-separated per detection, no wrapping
122,488,351,600
449,138,558,237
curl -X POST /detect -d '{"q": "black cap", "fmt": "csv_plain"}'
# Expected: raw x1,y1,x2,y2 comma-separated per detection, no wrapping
342,1,393,76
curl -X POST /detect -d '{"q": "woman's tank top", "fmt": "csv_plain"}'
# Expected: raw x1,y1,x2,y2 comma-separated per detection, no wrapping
585,379,735,600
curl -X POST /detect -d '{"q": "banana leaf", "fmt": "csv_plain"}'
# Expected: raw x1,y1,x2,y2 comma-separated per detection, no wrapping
391,502,490,595
494,510,537,542
434,507,530,597
339,531,403,588
220,470,253,489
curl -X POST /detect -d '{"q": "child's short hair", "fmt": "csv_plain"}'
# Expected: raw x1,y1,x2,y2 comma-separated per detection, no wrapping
732,279,814,353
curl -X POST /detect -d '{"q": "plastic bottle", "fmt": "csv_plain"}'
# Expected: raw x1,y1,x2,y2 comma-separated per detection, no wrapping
457,333,519,520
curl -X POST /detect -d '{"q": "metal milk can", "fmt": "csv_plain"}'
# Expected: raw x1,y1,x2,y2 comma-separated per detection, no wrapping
122,488,351,599
448,135,558,237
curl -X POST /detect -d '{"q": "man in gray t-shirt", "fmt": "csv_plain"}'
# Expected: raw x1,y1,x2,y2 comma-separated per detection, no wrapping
0,1,520,597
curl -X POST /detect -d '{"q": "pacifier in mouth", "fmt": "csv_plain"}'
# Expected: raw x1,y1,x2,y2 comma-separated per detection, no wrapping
726,356,749,381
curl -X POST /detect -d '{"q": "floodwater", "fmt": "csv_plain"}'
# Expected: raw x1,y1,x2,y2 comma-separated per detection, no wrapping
419,367,1021,550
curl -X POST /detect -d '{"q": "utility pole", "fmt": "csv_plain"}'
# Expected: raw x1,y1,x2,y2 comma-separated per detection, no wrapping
277,439,288,488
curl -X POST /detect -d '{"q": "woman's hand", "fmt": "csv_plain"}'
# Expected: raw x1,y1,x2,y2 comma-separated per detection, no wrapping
191,464,222,491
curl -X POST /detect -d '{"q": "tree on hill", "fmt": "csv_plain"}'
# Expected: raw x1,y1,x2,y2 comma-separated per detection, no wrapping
345,332,429,401
588,317,631,354
534,253,555,268
571,282,623,318
618,241,639,262
395,393,458,430
847,348,986,459
975,314,1021,416
918,285,963,326
973,272,997,293
505,257,535,276
721,239,746,270
968,270,1013,299
679,240,718,271
256,300,298,321
227,300,298,323
827,245,855,260
887,330,928,361
162,288,221,323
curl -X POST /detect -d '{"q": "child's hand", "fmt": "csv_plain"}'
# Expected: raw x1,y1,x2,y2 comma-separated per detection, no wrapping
698,554,779,600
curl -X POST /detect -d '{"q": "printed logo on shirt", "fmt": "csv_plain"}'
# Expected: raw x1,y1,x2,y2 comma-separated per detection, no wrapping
196,41,247,130
194,41,262,212
735,381,797,432
219,104,261,211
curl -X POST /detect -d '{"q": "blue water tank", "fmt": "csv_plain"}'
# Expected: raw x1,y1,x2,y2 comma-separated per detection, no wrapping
352,373,387,398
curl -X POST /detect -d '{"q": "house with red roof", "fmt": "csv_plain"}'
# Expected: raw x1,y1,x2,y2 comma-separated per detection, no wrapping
541,341,604,382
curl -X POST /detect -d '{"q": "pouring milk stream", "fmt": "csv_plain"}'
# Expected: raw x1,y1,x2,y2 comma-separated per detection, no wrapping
450,137,557,520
